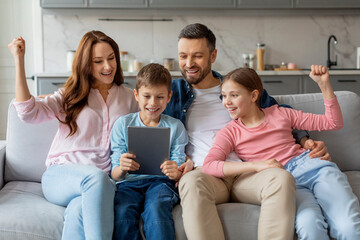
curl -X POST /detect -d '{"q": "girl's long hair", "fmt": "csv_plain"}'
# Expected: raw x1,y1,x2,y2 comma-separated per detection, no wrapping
60,30,123,136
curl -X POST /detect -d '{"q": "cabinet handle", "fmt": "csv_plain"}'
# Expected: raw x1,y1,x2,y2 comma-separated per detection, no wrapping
263,80,283,83
51,82,65,87
337,80,357,83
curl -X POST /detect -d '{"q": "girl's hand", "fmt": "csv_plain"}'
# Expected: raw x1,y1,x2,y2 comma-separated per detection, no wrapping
253,159,284,172
8,37,25,58
119,153,139,172
160,160,181,181
309,65,329,86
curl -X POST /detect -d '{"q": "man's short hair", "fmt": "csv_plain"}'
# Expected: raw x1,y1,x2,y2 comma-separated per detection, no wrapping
136,63,172,92
178,23,216,53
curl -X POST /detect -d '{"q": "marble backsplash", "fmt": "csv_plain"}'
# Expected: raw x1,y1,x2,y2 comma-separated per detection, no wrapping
43,14,360,73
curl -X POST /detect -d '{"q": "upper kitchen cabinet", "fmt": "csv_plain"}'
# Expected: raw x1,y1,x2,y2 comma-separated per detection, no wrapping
148,0,235,8
237,0,292,9
89,0,147,8
41,0,87,8
295,0,360,8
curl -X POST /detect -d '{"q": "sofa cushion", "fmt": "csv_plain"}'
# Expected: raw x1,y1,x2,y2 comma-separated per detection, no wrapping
0,181,64,240
5,100,58,182
274,91,360,171
345,171,360,200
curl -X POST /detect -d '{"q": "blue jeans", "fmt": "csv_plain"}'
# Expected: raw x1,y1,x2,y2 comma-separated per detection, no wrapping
113,176,179,240
285,151,360,240
42,164,116,240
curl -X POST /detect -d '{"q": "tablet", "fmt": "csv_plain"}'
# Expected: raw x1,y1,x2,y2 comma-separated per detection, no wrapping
128,126,170,175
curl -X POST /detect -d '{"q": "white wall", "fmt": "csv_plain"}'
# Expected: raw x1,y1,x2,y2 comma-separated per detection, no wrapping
0,0,40,140
42,13,360,73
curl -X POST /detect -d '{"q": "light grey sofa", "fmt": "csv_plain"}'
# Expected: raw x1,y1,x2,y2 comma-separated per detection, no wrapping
1,91,360,240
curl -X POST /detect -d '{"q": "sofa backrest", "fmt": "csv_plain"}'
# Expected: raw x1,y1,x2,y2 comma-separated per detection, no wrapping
274,91,360,171
4,91,360,183
5,99,58,183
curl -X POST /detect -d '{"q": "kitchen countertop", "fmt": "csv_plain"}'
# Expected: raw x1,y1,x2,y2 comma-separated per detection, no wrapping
34,69,360,78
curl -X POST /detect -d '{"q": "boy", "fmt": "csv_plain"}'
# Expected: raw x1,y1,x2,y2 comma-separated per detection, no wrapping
110,63,188,240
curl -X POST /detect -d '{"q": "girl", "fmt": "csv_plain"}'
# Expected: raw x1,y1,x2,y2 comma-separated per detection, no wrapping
8,31,138,240
202,66,360,240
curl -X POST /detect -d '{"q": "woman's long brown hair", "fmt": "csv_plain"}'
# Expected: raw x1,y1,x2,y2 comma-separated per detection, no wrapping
60,30,123,136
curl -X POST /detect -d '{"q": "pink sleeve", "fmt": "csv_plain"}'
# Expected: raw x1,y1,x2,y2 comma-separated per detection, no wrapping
281,97,343,131
202,125,236,178
13,91,63,124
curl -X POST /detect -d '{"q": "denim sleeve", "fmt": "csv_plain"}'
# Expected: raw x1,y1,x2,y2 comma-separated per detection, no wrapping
261,89,310,143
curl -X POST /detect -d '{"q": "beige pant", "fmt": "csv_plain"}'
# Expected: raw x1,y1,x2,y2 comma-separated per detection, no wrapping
178,167,296,240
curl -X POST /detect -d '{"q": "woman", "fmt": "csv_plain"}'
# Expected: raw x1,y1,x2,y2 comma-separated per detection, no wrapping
8,31,138,240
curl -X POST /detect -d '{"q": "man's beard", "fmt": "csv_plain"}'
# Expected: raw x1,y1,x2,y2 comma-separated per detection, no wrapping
181,59,212,86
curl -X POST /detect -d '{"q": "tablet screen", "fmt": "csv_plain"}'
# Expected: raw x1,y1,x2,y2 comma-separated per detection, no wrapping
128,126,170,175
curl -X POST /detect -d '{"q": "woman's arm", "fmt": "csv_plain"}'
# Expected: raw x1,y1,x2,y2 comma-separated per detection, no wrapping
9,38,64,123
8,37,31,102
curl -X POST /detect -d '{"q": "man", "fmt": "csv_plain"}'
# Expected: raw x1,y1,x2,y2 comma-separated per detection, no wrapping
164,23,330,240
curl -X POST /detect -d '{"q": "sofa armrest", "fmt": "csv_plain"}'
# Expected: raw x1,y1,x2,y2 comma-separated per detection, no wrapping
0,140,5,190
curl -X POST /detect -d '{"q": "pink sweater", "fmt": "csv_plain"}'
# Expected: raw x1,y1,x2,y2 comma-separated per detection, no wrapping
13,84,139,174
202,97,343,178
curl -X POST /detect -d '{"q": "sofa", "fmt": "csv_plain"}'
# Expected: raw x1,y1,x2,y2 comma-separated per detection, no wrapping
1,91,360,240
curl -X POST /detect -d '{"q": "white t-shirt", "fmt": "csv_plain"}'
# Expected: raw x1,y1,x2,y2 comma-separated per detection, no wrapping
185,84,240,167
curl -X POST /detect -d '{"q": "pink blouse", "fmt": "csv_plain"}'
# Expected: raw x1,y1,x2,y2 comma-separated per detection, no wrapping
13,84,139,174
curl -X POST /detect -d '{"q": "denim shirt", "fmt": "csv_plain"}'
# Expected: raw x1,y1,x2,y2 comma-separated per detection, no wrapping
163,70,309,143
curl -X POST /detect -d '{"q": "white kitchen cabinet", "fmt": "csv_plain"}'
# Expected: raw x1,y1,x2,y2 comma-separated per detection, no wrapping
40,0,360,9
237,0,292,9
36,77,67,95
303,75,360,96
35,76,137,95
149,0,235,8
261,76,301,95
295,0,360,8
40,0,87,8
89,0,147,8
